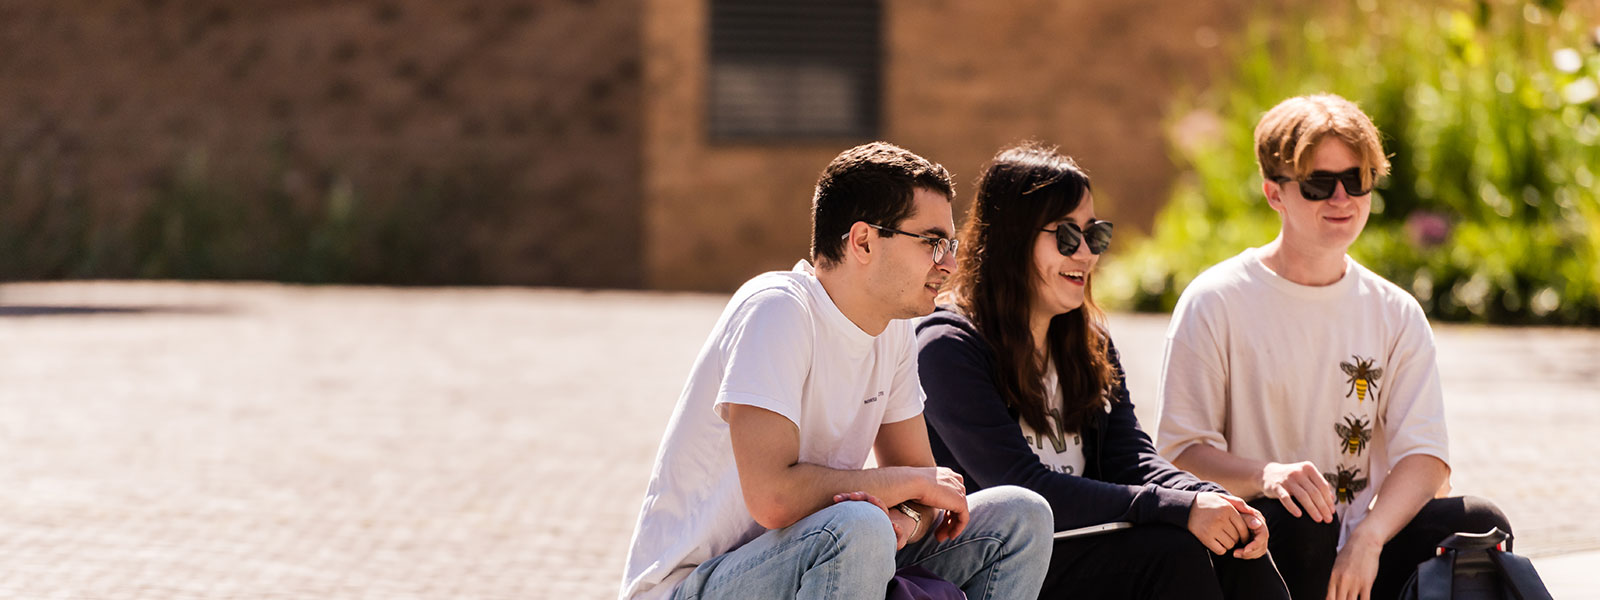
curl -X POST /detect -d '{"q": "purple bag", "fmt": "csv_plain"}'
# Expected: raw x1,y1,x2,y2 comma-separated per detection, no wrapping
886,566,966,600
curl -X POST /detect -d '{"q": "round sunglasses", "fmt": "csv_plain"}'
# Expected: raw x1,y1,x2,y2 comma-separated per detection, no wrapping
1270,168,1378,201
1040,221,1114,256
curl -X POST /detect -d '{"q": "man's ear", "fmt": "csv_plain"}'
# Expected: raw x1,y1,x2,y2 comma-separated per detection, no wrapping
1263,180,1285,213
843,222,874,265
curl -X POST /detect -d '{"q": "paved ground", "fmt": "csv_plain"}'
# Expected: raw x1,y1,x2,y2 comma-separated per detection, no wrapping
1,282,1595,599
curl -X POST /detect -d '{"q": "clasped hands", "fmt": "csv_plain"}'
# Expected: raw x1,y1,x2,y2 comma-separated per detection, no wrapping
1187,491,1270,559
831,466,969,550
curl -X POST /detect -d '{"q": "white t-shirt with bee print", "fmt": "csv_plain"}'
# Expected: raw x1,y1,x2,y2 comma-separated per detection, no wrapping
1154,247,1449,547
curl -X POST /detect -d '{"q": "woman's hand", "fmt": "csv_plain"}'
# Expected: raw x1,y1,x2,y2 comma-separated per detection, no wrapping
1186,491,1251,555
1219,494,1270,559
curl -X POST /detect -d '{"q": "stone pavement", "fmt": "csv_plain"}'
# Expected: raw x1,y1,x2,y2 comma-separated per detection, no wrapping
1,282,1595,599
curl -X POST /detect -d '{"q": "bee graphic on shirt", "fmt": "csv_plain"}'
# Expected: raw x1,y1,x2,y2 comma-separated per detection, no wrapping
1323,466,1369,504
1334,414,1373,456
1340,355,1383,404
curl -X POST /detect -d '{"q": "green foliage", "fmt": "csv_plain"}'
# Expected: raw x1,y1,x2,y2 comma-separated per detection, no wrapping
0,139,509,285
0,151,98,279
1101,0,1600,325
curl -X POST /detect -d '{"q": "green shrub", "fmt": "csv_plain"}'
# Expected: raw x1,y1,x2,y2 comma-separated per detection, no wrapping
0,151,97,279
0,139,510,286
1101,0,1600,325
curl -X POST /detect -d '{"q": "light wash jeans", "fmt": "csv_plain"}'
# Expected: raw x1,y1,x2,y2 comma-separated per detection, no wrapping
671,485,1053,600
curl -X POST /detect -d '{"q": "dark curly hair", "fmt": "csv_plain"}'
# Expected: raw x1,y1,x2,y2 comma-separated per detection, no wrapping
811,142,954,267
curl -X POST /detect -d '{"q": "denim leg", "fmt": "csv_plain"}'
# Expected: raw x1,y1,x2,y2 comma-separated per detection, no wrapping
672,501,898,600
897,485,1054,600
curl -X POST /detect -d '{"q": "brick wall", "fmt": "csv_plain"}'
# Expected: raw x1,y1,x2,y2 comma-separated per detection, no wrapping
1,0,1273,290
642,0,1261,291
0,0,643,286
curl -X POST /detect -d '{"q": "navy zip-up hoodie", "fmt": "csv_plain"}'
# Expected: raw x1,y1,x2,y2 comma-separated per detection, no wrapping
915,307,1225,531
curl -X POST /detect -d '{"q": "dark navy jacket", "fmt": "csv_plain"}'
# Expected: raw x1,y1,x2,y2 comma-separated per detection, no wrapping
915,307,1225,531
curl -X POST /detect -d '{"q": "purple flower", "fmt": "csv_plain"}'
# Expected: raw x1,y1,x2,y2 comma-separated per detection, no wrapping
1405,211,1452,248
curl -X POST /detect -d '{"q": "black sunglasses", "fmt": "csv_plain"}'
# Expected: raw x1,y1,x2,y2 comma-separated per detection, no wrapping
1271,168,1378,201
1040,221,1114,256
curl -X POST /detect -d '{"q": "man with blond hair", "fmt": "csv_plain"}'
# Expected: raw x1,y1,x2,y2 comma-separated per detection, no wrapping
1156,94,1510,600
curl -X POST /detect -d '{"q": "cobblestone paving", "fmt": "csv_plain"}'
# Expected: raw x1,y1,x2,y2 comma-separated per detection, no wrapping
1,282,1595,599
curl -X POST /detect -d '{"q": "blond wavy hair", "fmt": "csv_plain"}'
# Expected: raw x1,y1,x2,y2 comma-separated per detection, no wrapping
1255,94,1391,189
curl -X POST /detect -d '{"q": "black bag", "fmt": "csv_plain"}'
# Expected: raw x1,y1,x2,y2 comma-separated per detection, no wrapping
1398,528,1553,600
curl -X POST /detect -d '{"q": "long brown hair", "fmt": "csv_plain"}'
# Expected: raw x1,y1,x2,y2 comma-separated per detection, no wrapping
945,143,1115,435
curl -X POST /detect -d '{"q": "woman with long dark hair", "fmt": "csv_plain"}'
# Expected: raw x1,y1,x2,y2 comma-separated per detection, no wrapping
916,143,1290,599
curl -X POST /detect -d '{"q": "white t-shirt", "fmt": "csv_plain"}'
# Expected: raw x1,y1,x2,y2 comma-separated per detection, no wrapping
1155,248,1450,545
1018,364,1087,476
619,261,926,600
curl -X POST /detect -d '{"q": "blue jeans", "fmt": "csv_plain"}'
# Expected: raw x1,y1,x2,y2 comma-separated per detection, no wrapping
672,486,1053,600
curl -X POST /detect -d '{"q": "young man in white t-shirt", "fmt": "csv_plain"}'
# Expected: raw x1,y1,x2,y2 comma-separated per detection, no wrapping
1155,94,1510,600
619,142,1053,600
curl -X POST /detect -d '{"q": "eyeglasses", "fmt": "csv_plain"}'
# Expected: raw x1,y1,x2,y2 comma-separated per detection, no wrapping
846,223,959,263
1270,168,1377,201
1040,221,1114,256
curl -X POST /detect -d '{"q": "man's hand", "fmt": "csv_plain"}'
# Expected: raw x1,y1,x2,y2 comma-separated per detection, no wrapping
870,415,965,542
1324,456,1448,600
1220,494,1270,559
832,492,914,549
1187,491,1250,555
1327,532,1382,600
916,467,968,541
1262,461,1337,523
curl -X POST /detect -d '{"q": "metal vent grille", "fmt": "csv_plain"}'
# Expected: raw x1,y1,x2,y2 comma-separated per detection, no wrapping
708,0,882,140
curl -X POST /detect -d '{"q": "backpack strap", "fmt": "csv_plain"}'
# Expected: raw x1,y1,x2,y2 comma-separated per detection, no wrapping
1486,551,1553,600
1437,527,1511,553
1413,553,1454,600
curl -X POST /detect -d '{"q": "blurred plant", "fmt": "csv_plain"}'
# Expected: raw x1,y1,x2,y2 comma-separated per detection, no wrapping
1102,0,1600,325
0,134,508,285
1405,210,1453,248
125,147,506,285
0,146,96,280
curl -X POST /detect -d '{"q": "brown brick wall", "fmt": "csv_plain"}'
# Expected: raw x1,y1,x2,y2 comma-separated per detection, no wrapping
643,0,1260,291
0,0,643,286
2,0,1275,290
642,0,837,291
